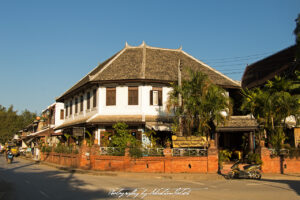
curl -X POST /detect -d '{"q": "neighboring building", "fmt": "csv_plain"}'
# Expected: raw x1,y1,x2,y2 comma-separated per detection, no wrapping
20,102,65,158
241,45,300,147
56,42,245,147
242,45,298,89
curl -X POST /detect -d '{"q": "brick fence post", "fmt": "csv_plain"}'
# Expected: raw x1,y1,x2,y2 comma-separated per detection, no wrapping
207,140,218,173
79,140,91,170
258,140,280,173
123,142,131,172
163,145,172,173
90,141,99,170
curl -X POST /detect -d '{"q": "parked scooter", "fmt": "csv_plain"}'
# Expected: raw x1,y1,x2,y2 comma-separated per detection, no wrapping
227,160,261,180
7,151,14,164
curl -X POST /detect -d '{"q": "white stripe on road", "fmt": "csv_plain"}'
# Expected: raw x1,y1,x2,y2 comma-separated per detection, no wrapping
39,190,50,199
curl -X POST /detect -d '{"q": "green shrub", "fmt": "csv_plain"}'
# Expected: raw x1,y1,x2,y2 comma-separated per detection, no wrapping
54,143,76,154
286,148,300,159
129,147,143,158
247,152,262,165
41,146,52,153
218,150,232,168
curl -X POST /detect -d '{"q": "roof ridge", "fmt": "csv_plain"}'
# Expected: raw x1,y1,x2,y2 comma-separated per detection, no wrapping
180,51,240,87
125,41,182,52
141,41,146,78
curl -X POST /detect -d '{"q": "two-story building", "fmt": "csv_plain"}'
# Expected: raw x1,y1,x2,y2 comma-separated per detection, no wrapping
20,102,64,158
55,42,247,147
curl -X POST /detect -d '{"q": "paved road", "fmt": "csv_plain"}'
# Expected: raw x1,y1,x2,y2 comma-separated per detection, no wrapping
0,155,299,200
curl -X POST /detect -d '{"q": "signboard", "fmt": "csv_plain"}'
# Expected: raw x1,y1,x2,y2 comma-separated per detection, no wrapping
172,136,208,148
294,128,300,148
73,127,84,137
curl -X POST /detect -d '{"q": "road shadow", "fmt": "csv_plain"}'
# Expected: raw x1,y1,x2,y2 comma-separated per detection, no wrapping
0,157,114,200
260,178,300,196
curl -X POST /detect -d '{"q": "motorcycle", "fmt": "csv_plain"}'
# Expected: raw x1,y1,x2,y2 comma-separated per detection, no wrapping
227,160,261,180
7,151,14,164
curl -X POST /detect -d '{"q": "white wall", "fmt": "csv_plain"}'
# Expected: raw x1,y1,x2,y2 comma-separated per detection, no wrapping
63,87,98,122
55,102,64,126
98,85,173,117
61,84,174,125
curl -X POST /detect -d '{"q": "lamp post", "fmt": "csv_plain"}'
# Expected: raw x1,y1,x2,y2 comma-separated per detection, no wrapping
178,59,183,137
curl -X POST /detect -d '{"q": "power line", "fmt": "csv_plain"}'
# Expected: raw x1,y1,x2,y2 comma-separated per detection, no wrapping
202,51,275,62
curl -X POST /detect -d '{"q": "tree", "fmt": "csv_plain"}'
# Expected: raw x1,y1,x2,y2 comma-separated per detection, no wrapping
241,75,300,149
167,69,231,137
110,122,139,148
0,105,36,144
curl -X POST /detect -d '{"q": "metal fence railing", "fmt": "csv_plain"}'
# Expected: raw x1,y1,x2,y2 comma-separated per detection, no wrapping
269,148,300,158
172,148,207,157
269,148,289,157
99,147,208,157
142,148,164,157
99,147,125,156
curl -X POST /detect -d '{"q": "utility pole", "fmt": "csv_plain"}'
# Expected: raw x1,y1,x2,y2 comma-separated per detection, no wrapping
178,59,183,137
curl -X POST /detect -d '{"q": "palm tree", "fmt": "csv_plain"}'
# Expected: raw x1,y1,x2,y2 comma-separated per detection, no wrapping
241,75,300,149
167,69,231,137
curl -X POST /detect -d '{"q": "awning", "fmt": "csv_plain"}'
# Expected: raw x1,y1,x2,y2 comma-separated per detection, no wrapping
55,115,94,130
215,115,258,132
51,130,64,136
24,137,34,144
88,115,143,123
145,122,172,131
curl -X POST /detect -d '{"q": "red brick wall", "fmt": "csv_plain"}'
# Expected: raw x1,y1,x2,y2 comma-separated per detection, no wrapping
41,146,219,174
90,155,209,173
260,145,300,174
41,153,80,168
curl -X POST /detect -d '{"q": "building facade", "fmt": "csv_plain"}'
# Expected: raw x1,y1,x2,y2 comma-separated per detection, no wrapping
56,42,242,147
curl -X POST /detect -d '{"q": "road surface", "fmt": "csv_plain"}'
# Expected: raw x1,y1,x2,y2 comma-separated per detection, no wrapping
0,155,299,200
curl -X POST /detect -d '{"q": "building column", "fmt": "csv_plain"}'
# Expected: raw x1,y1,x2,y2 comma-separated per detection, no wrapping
214,132,219,148
249,132,254,153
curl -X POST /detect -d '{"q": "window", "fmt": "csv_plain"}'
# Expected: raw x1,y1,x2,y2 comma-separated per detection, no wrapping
150,87,162,106
69,100,73,115
65,105,68,117
75,98,78,113
60,109,64,120
80,95,84,112
106,87,116,106
93,89,97,108
128,87,138,105
87,92,91,109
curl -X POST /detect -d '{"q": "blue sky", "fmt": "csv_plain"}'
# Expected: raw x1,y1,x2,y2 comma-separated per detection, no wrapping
0,0,299,113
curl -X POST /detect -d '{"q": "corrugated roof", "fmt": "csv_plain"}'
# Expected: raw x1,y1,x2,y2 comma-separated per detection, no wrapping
242,45,297,89
57,42,240,101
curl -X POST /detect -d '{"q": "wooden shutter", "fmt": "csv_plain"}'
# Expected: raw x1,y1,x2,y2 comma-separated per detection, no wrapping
128,87,138,105
136,131,142,140
75,98,78,113
65,105,68,117
150,90,153,105
158,90,162,106
106,88,116,106
150,87,162,106
80,96,84,112
60,109,64,119
69,101,72,115
93,89,97,107
87,92,90,109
